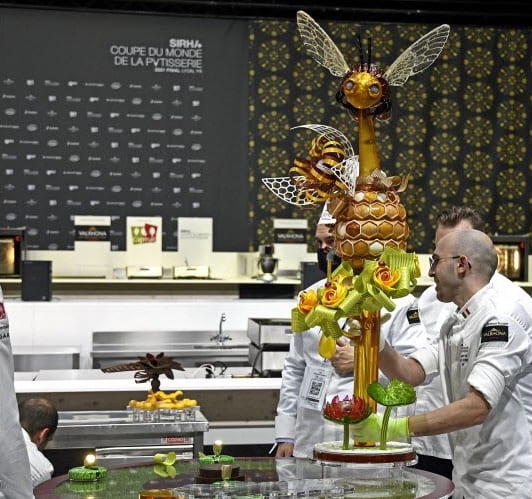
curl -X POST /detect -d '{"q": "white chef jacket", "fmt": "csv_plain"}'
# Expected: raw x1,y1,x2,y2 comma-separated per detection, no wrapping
275,279,426,458
411,284,532,498
0,286,34,498
414,272,532,461
21,429,54,488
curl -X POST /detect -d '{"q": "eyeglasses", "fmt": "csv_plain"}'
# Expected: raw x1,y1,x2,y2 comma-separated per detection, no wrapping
429,255,461,269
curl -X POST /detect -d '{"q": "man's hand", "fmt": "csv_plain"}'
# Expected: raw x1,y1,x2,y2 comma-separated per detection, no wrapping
332,333,387,376
275,442,294,457
331,340,355,375
350,414,409,443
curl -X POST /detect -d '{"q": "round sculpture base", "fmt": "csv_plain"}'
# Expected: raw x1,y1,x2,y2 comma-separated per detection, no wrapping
313,441,417,465
68,466,107,482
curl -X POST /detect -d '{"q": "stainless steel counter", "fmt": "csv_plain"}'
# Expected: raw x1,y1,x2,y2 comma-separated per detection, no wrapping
12,346,80,371
48,409,209,466
91,329,251,368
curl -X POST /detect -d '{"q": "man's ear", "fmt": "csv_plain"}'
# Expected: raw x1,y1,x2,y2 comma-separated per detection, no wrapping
34,427,51,447
457,255,470,275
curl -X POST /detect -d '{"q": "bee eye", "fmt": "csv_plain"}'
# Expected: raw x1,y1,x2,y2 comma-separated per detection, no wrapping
369,84,380,95
345,80,355,90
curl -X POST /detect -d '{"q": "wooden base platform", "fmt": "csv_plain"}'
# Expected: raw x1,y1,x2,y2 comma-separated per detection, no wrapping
313,441,417,464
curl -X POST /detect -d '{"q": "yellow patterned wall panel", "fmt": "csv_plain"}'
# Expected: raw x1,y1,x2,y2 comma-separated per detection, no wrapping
248,19,531,250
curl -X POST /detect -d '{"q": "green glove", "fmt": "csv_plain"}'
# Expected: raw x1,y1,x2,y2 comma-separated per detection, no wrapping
350,413,409,443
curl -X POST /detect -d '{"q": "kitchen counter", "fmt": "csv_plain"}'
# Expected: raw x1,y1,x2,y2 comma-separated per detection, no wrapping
0,276,300,299
15,368,282,394
15,368,282,449
5,296,294,369
12,346,80,371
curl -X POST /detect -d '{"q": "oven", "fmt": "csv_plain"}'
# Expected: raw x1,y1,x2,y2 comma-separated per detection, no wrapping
45,410,209,474
491,234,529,282
0,227,25,277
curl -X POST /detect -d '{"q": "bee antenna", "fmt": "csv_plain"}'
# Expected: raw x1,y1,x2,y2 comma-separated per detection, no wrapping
357,34,365,67
367,37,372,68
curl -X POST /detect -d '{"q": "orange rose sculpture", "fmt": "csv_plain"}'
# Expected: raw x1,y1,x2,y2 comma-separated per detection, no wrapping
297,289,318,314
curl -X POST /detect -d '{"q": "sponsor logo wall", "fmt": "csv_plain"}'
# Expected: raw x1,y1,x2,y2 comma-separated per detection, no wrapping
0,8,248,251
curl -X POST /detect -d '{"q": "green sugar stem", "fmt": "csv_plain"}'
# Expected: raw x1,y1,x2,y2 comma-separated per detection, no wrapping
380,406,392,450
343,422,350,450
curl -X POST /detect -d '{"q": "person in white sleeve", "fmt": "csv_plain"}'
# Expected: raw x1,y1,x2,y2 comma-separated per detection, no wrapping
274,214,426,458
351,229,532,498
0,285,34,498
19,398,58,488
413,206,532,481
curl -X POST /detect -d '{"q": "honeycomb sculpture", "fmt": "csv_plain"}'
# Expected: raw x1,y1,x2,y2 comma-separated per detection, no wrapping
328,190,409,272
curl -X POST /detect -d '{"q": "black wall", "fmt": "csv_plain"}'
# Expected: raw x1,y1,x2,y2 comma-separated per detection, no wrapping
0,7,248,251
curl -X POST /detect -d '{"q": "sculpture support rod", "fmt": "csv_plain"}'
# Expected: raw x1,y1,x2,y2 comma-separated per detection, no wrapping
354,310,380,446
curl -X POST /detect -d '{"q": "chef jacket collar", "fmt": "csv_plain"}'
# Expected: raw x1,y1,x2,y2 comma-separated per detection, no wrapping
453,283,493,324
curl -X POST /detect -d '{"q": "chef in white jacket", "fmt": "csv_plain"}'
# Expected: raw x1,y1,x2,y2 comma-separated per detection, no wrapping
274,211,426,458
413,207,532,481
355,229,532,498
0,286,34,498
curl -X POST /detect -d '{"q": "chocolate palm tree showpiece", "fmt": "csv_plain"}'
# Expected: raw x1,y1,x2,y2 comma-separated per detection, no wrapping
101,352,185,392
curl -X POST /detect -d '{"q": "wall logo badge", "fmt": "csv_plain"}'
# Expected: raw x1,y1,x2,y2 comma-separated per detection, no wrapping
131,224,158,244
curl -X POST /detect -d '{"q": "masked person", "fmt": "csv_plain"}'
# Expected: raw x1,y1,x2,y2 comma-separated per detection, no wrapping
0,285,34,498
352,229,532,498
274,205,425,458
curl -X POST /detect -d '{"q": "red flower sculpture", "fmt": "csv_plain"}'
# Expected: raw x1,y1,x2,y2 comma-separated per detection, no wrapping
323,395,369,424
323,394,370,449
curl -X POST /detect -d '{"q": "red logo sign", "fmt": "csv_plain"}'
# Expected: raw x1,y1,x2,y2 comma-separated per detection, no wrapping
162,436,185,445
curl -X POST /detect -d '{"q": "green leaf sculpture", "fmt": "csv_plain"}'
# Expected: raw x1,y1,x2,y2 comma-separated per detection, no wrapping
153,451,177,478
367,379,416,450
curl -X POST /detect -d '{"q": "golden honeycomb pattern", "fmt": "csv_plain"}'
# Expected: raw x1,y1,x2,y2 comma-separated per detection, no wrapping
329,191,409,271
248,20,531,253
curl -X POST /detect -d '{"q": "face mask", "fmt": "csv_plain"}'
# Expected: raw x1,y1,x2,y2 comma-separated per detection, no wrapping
317,248,342,275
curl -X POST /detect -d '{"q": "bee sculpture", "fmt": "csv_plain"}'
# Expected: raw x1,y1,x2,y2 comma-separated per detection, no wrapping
263,13,449,270
297,11,449,176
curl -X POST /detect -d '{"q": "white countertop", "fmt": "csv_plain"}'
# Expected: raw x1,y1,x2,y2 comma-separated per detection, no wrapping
2,276,300,285
14,368,282,393
12,346,80,354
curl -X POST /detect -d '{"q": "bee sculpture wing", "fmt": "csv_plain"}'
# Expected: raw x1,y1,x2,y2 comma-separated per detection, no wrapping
336,155,359,197
296,10,350,77
292,124,358,195
384,24,450,87
262,176,319,206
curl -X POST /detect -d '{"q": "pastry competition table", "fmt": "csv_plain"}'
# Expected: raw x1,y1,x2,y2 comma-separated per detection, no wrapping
34,457,454,498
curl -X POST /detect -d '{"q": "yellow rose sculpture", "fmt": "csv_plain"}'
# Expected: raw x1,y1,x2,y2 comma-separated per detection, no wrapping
321,278,349,308
373,263,401,293
291,247,420,359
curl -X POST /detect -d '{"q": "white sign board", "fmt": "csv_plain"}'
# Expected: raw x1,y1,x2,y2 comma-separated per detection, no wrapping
73,215,111,277
273,218,308,274
178,217,213,266
126,216,163,266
